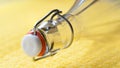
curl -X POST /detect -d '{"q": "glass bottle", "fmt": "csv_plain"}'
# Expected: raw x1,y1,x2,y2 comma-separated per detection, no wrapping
21,0,120,61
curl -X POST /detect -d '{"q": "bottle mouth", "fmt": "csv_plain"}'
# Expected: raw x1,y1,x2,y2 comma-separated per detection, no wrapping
21,31,47,57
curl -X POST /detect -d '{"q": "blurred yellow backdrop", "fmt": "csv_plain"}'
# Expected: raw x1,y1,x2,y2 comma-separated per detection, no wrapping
0,0,120,68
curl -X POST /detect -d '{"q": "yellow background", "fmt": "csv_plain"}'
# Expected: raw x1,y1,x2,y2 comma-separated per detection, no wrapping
0,0,120,68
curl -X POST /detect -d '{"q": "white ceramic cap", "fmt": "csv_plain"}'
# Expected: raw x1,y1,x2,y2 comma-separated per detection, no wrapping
21,34,42,57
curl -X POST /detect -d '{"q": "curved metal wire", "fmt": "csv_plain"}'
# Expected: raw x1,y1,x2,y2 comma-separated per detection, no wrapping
33,9,74,61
